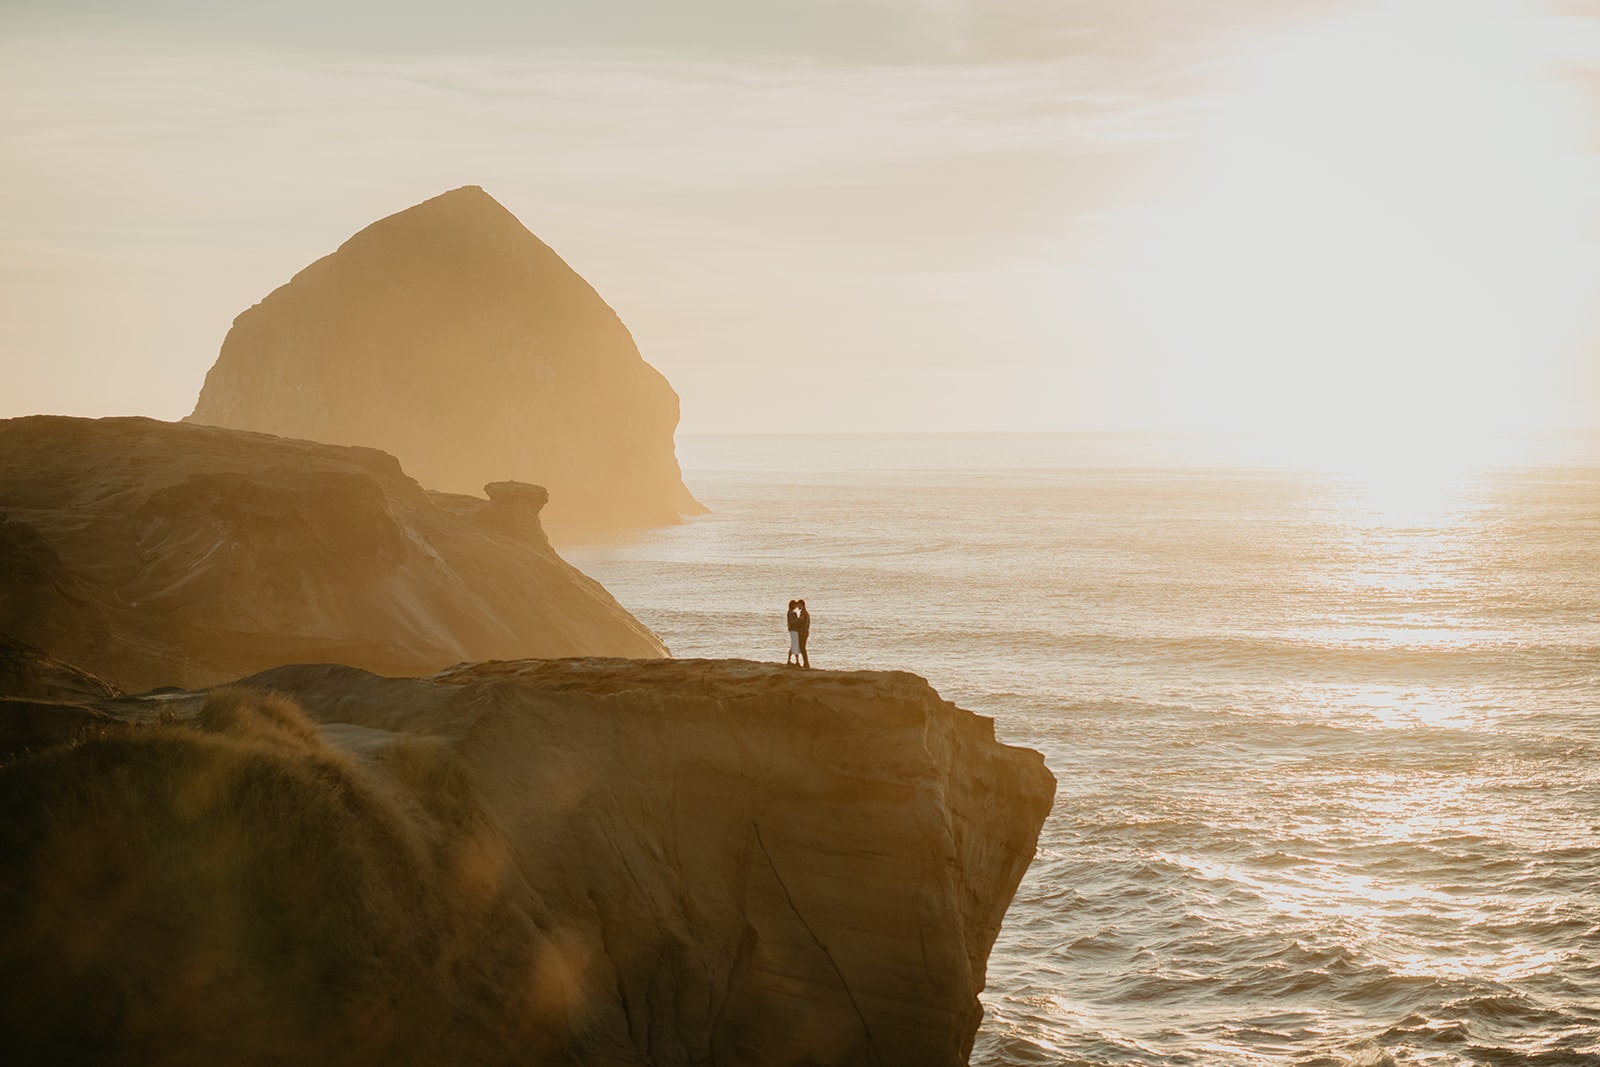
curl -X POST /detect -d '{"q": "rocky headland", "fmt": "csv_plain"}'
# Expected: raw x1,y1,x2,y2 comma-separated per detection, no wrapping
0,415,665,692
0,188,1058,1067
187,185,703,541
0,657,1055,1066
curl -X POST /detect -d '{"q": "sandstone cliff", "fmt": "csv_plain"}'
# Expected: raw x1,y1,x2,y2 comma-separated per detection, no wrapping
0,658,1055,1066
0,416,665,692
187,185,703,541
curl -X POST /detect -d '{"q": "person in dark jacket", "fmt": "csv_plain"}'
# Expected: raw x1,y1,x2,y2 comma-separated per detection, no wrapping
796,599,811,669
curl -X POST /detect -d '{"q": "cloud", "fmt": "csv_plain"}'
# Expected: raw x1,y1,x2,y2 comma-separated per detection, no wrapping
0,36,1191,254
0,30,1206,429
1,0,1341,64
11,1,1596,432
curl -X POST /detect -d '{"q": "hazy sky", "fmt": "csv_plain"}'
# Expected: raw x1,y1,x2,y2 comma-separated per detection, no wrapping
6,0,1600,436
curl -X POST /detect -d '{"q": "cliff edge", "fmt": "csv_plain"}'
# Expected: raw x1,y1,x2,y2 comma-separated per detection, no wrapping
0,416,666,692
0,659,1055,1066
187,185,703,541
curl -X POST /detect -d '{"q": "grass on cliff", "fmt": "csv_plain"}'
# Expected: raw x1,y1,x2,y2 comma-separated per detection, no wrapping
0,688,575,1066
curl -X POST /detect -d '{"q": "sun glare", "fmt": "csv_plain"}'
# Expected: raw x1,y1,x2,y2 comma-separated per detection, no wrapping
1126,0,1600,458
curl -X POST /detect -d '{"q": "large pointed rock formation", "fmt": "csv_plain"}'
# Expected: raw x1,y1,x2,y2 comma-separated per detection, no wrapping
188,186,702,541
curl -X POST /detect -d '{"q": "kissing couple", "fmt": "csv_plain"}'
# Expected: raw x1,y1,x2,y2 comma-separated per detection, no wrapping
786,599,810,669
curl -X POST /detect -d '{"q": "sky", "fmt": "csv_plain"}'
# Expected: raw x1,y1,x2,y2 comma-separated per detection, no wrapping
5,0,1600,438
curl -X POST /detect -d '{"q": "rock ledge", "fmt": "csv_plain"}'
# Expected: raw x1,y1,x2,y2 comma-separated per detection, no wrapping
0,658,1054,1066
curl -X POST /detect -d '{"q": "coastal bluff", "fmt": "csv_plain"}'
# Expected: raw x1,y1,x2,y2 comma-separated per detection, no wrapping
187,185,703,541
0,415,665,692
0,658,1055,1066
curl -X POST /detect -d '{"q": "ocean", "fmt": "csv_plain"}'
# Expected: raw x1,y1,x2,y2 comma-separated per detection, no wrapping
563,433,1600,1067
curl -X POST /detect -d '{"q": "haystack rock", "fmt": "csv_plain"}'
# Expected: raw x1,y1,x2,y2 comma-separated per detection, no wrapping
0,416,665,692
0,658,1055,1066
187,185,703,541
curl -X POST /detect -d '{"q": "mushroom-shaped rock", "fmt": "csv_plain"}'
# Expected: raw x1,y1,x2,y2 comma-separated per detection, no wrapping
475,481,552,543
473,483,550,543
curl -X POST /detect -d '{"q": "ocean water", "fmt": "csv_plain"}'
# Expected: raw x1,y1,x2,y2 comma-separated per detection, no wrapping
563,433,1600,1067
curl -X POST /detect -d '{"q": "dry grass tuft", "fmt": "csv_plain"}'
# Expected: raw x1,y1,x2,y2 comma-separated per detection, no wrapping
195,686,323,749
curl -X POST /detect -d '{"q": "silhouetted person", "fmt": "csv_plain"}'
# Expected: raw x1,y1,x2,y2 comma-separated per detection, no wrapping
796,599,811,669
786,599,802,666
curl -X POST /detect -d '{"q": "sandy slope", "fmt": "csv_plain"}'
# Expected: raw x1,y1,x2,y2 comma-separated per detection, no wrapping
0,415,665,691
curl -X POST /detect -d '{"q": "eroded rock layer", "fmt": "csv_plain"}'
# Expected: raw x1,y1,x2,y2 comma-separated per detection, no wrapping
0,416,665,692
0,659,1055,1066
187,185,702,540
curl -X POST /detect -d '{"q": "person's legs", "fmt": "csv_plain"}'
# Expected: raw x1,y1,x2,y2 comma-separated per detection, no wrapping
799,634,809,669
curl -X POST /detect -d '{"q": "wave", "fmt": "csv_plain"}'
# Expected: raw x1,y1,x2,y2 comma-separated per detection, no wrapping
578,457,1600,1065
914,625,1600,683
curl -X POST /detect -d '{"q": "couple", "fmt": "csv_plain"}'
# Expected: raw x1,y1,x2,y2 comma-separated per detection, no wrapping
786,599,811,669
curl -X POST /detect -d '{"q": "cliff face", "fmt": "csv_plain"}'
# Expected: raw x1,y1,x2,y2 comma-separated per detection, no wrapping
0,416,666,692
0,659,1055,1067
187,185,703,541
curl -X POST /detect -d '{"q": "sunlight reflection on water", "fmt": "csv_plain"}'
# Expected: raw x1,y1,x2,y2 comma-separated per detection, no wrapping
566,434,1600,1065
